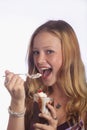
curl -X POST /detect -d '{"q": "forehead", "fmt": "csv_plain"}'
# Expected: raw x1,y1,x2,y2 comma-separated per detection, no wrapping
33,31,61,49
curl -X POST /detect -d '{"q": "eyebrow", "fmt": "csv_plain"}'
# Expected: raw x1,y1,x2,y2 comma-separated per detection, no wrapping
33,46,53,50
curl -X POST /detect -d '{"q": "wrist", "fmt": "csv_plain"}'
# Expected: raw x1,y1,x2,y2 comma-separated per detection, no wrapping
10,99,25,112
8,106,26,118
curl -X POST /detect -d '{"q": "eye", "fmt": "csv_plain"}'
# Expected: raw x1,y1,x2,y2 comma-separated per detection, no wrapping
33,50,39,55
46,50,54,54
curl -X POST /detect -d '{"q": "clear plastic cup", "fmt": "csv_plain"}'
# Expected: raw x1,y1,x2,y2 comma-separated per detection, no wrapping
34,94,54,115
40,97,53,114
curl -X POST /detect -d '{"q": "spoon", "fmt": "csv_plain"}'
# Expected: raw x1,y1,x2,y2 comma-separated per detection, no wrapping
3,73,42,79
26,73,42,79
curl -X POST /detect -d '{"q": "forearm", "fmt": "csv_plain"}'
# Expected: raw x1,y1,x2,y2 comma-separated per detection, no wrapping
7,100,25,130
4,70,26,130
7,116,25,130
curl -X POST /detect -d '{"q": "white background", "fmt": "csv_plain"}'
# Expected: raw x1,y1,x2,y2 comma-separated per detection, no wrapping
0,0,87,129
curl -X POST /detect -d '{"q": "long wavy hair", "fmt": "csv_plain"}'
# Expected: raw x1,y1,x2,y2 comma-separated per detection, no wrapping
25,20,87,128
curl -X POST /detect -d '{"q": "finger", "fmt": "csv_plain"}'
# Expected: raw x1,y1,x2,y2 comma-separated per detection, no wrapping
10,74,21,86
39,112,52,121
5,70,13,80
5,74,17,89
46,104,58,127
39,112,58,124
5,70,10,75
33,123,49,130
11,76,24,93
4,72,23,92
15,76,23,85
46,103,57,119
9,75,24,94
4,71,14,88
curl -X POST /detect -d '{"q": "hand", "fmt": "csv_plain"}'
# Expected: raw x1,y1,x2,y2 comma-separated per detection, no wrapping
4,70,25,106
33,103,58,130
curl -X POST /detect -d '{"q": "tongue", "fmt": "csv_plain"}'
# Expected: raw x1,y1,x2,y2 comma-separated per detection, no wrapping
43,69,51,78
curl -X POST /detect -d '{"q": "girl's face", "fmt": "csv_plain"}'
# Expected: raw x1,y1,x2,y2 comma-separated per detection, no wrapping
33,32,62,86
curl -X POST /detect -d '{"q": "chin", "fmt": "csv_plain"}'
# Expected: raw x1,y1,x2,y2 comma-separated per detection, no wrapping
43,80,55,86
42,76,56,86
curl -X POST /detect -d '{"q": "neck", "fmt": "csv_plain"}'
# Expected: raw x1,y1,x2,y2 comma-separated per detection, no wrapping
49,84,69,108
52,84,66,98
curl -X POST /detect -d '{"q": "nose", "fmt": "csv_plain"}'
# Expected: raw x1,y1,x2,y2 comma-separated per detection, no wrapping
37,52,46,65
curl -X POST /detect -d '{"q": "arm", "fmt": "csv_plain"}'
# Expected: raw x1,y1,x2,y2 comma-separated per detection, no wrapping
4,70,26,130
7,100,25,130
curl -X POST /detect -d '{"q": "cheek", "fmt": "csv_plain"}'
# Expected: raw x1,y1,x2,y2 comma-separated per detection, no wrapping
53,54,62,69
58,57,62,67
54,59,62,67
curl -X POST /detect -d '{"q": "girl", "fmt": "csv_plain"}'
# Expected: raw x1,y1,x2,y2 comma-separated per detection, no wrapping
5,20,87,130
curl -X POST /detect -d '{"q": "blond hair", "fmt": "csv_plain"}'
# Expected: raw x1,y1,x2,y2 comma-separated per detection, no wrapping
25,20,87,128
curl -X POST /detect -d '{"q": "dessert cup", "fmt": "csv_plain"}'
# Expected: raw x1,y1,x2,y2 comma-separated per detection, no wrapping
34,94,53,115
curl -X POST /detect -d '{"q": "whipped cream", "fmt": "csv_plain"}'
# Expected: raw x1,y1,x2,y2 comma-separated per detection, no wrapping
38,92,47,97
34,91,53,115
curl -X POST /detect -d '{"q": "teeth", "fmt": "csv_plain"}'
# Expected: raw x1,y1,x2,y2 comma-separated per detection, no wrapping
39,68,49,74
39,68,51,74
40,68,49,70
40,68,50,73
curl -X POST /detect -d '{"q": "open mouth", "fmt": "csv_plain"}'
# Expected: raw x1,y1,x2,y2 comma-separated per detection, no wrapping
40,68,52,78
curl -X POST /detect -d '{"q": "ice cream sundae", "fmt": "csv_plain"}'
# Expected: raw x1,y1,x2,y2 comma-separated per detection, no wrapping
34,90,53,115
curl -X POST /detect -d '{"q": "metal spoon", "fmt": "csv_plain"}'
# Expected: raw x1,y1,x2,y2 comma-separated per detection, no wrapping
3,73,42,79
